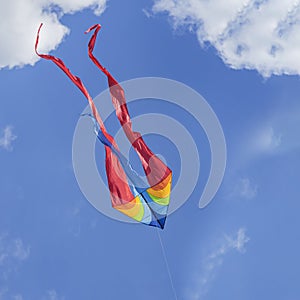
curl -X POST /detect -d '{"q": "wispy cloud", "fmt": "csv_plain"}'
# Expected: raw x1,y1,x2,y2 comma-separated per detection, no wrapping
12,295,23,300
153,0,300,77
259,108,300,154
225,228,250,253
250,126,282,154
0,126,17,151
0,288,8,300
0,233,30,279
232,178,258,200
42,290,65,300
188,228,250,299
66,202,82,238
238,108,300,166
0,0,107,69
0,289,23,300
12,239,31,261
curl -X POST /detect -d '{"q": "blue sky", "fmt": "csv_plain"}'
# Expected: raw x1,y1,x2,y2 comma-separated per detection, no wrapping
1,1,300,299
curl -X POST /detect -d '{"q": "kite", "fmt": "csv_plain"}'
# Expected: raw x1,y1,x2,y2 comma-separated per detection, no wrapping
35,23,172,229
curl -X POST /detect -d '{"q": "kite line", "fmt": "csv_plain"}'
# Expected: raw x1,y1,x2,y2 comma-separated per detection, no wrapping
157,229,179,300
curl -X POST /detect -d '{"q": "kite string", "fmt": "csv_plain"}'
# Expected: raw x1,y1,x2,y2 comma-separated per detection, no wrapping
156,229,179,300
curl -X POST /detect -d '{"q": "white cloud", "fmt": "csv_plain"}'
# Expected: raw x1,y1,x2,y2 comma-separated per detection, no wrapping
0,126,17,151
0,0,107,69
153,0,300,77
188,228,249,299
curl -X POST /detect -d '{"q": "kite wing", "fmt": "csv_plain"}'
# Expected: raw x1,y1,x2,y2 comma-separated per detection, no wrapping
35,23,172,228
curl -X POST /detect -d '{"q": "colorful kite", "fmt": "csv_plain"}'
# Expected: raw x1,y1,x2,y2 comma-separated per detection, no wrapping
35,24,172,228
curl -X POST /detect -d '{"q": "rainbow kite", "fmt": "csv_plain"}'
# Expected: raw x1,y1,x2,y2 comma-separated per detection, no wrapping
35,24,172,229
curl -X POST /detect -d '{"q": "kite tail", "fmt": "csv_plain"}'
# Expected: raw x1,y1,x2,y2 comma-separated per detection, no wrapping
85,24,172,189
35,23,136,207
35,24,106,134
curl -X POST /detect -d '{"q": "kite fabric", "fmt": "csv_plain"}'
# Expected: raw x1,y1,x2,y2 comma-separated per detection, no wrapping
35,23,172,229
